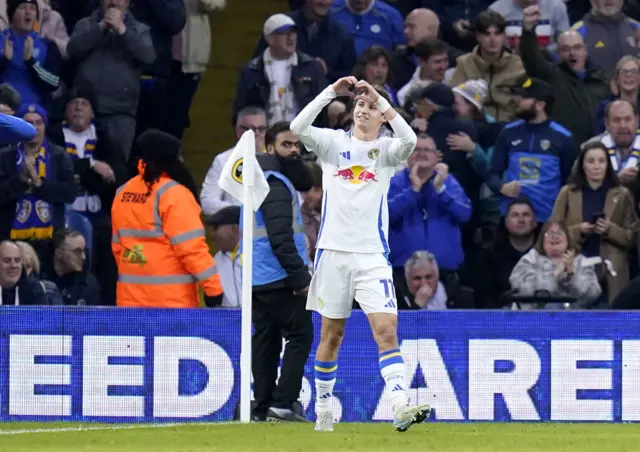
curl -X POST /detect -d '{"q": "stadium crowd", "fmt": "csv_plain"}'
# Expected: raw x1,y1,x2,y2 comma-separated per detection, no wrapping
2,0,640,311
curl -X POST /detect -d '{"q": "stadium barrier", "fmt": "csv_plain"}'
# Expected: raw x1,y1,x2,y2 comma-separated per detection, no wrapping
0,307,639,423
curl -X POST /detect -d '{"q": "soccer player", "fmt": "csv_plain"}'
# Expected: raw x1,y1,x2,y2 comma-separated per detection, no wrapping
290,76,430,432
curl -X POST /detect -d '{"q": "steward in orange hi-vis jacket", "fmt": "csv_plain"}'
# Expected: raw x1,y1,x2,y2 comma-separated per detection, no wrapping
111,129,223,307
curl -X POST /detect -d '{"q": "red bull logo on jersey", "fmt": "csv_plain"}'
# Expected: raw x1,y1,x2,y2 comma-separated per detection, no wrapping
334,165,378,184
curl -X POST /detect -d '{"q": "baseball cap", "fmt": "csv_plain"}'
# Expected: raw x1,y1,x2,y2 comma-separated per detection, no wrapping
263,14,296,37
510,77,551,101
419,83,454,108
205,206,241,228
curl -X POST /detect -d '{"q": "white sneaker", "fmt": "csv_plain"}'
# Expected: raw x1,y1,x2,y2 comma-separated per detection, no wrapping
315,410,334,432
393,404,431,432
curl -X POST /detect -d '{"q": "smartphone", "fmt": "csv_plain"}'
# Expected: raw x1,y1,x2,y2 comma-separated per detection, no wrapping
591,211,606,222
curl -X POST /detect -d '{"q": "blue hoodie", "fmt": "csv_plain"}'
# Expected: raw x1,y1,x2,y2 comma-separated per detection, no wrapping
388,169,472,271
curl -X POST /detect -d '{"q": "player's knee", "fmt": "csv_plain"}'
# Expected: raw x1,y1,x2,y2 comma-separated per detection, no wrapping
371,323,397,349
320,328,344,351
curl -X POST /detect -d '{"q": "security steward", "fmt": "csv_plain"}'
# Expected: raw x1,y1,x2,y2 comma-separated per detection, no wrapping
111,129,223,307
241,121,313,422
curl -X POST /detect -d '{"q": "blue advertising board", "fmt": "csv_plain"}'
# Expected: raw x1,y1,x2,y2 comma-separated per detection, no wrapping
0,308,639,423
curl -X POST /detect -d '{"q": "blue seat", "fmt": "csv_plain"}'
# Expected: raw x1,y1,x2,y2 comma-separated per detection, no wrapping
64,208,93,265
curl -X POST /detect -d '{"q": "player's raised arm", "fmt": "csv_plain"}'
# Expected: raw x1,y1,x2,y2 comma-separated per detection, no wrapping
291,76,357,159
355,80,417,166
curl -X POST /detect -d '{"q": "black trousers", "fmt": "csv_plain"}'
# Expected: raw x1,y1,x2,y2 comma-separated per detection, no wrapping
252,286,313,418
164,61,202,140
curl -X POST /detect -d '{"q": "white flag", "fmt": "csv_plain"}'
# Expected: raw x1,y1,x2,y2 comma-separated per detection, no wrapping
218,130,270,211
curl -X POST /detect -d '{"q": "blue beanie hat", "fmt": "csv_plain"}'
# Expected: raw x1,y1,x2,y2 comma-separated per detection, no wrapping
17,103,48,126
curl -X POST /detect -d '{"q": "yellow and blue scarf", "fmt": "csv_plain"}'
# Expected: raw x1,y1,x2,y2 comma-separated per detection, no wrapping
11,142,53,240
64,122,101,213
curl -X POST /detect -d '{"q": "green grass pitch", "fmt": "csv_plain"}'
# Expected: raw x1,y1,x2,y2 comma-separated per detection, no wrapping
0,422,639,451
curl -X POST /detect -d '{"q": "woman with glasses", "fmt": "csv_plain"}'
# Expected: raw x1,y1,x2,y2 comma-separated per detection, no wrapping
509,220,601,309
594,56,640,135
550,142,637,307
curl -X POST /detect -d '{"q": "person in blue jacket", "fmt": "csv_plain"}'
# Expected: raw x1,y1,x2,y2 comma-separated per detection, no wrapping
487,77,578,223
388,133,472,300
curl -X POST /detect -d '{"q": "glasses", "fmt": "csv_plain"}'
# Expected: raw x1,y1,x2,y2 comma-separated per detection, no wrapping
238,125,267,134
618,69,640,77
62,247,85,256
544,230,565,238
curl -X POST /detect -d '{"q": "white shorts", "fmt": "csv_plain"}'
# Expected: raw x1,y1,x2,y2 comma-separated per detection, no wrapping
306,249,397,319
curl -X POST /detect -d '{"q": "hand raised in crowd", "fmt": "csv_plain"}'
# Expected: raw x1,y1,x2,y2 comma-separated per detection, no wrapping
92,160,116,183
522,5,541,32
618,166,637,184
104,8,126,35
446,132,475,152
578,221,595,235
23,36,33,61
561,250,576,274
413,283,434,308
23,155,42,187
3,35,12,60
433,163,449,192
595,217,611,234
331,76,358,97
453,19,470,37
410,117,428,133
409,161,432,192
500,180,521,197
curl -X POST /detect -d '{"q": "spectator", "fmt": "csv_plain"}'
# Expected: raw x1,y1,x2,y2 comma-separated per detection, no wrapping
246,121,313,422
424,0,494,52
473,197,537,308
126,0,185,142
232,14,327,127
0,239,48,304
519,6,609,146
0,104,76,253
301,161,322,264
0,0,61,105
396,38,450,107
447,79,503,232
388,133,471,300
398,251,448,310
329,0,405,56
40,228,100,305
111,129,223,308
570,0,639,76
351,45,399,105
487,78,577,223
15,238,60,303
205,206,241,308
551,142,637,306
48,87,126,306
253,0,356,83
449,10,526,122
326,99,347,128
509,220,602,308
201,106,267,215
389,8,445,91
594,56,640,136
67,0,156,161
165,0,226,140
489,0,570,51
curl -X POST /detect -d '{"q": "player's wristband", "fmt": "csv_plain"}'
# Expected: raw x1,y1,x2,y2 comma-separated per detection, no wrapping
374,96,391,112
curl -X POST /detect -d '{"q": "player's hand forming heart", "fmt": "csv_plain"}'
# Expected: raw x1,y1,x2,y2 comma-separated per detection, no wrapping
331,76,358,97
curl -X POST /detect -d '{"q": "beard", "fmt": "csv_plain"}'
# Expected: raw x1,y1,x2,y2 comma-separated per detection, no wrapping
516,104,537,121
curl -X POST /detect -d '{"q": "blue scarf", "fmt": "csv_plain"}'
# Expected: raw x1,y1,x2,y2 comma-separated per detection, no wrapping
11,141,53,240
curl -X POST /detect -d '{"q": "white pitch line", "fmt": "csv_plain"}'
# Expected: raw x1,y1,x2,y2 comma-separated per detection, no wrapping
0,422,235,435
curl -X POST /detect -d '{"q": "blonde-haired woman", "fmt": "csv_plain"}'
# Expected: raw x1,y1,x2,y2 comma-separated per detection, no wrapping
594,56,640,135
15,240,61,305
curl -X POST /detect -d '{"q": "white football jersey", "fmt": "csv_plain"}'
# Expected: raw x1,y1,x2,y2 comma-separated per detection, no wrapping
290,87,417,254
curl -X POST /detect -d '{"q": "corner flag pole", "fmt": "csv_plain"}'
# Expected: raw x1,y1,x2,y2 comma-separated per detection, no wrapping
240,135,255,424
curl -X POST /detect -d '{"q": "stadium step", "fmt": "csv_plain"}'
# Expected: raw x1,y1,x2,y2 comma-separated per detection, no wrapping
182,0,290,186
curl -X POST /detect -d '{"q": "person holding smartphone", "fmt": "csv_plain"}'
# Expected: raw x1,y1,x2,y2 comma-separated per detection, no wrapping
551,142,637,307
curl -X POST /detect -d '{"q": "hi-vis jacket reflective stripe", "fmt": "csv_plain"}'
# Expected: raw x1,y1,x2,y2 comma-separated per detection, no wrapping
111,174,222,308
241,170,309,286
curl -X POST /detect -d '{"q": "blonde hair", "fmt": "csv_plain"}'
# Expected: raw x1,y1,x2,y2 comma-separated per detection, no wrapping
16,241,40,275
616,55,640,74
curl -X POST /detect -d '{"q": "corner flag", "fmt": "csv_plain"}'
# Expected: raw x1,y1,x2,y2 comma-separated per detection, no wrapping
218,130,270,210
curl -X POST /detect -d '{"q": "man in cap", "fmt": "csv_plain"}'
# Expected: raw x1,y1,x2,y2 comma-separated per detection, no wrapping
0,103,76,255
232,13,326,127
487,77,578,223
0,0,61,105
111,129,223,308
204,206,241,308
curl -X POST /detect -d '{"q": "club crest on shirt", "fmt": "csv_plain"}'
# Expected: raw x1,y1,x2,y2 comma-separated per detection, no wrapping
35,200,51,223
540,139,550,150
232,158,243,183
367,148,380,160
15,200,31,223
